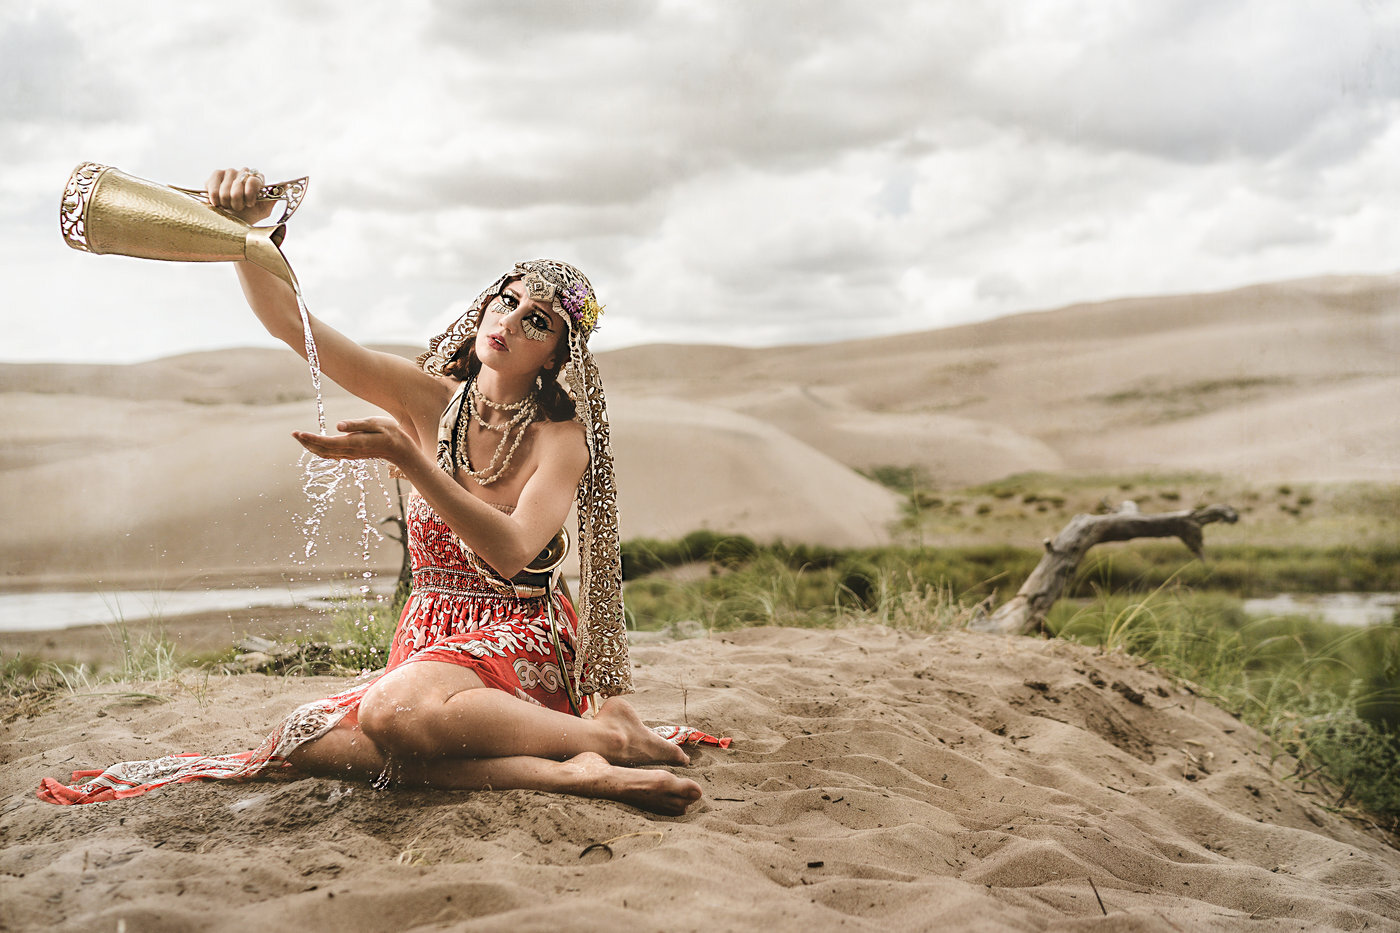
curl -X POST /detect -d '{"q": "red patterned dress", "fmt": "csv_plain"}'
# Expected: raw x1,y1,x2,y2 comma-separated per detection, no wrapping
39,495,589,804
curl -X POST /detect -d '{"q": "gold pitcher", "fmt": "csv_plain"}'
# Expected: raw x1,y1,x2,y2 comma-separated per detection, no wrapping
59,162,309,293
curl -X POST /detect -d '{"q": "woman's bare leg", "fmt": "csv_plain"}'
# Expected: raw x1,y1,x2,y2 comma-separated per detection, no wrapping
287,719,703,815
405,752,703,815
285,712,386,780
356,660,689,767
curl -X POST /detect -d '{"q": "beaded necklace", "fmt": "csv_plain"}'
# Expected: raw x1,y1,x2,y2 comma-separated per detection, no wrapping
454,378,538,486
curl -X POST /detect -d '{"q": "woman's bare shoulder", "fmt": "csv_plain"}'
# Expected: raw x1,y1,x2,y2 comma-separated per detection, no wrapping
534,418,588,465
536,416,587,445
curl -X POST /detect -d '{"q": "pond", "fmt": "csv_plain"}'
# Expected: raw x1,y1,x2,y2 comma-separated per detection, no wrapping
0,582,394,633
1242,592,1400,628
3,587,1394,634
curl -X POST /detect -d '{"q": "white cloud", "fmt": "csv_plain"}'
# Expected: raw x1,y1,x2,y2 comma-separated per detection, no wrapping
1,0,1396,362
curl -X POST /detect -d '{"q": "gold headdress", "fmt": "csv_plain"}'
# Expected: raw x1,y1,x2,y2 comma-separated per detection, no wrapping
418,260,631,699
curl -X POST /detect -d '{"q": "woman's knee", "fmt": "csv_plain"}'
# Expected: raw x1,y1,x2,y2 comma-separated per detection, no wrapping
358,663,491,759
358,679,434,757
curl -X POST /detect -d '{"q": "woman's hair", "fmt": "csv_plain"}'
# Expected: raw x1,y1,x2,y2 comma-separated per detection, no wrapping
441,341,576,422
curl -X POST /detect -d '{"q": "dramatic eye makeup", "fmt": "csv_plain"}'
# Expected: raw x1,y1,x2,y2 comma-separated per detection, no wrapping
521,311,552,342
487,290,553,342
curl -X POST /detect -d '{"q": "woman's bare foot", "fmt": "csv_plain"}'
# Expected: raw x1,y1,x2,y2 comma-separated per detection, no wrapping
563,752,703,815
594,697,691,767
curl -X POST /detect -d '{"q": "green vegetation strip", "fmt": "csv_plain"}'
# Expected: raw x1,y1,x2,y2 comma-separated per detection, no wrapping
621,532,1400,599
4,530,1397,831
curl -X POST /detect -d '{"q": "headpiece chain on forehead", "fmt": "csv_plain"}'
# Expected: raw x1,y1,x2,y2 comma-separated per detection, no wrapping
418,260,631,699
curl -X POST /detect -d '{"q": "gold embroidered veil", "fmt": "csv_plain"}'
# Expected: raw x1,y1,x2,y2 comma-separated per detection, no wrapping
417,260,632,700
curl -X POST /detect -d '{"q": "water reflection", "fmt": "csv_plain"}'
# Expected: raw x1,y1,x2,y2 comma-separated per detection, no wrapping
0,582,393,633
1242,593,1400,628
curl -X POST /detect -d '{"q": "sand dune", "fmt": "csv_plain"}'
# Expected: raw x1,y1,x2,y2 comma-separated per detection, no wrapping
721,384,1066,487
0,347,360,407
1069,377,1400,481
0,395,396,585
0,390,900,586
3,626,1397,931
2,272,1396,585
608,396,901,546
601,272,1400,485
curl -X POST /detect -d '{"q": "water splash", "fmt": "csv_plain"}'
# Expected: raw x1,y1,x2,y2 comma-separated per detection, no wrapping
293,293,392,575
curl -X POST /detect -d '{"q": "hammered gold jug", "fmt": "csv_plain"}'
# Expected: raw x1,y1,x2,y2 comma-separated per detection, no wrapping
59,162,309,293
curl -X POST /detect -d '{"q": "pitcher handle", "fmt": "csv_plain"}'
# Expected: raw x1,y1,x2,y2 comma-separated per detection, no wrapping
172,175,310,225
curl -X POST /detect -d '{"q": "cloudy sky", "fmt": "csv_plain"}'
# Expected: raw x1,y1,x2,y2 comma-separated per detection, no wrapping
2,0,1397,363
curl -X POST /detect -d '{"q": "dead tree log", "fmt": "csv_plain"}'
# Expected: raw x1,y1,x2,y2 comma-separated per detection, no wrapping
970,502,1239,636
380,478,412,605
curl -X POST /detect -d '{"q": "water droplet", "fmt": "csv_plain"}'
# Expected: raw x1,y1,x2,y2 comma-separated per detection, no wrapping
291,293,385,577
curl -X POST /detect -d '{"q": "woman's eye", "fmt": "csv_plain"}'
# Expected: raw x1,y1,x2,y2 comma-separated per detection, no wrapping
521,313,552,342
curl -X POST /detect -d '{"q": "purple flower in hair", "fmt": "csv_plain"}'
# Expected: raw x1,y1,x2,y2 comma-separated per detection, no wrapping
560,281,602,332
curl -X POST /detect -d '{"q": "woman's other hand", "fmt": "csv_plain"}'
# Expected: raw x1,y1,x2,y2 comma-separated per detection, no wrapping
205,167,277,223
293,418,416,466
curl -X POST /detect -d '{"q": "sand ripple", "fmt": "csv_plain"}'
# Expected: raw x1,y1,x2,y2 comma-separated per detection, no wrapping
3,627,1398,931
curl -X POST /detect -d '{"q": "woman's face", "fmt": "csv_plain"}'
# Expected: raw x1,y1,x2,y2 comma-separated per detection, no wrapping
474,278,568,379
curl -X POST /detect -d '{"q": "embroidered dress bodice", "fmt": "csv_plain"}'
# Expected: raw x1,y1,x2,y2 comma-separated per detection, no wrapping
391,495,552,666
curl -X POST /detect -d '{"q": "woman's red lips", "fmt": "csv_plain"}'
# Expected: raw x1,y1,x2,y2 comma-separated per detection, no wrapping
488,334,509,351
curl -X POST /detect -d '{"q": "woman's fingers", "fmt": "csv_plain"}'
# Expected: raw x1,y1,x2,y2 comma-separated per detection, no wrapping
240,170,260,208
204,167,265,212
226,167,258,211
218,169,239,208
293,431,358,457
236,167,262,211
291,431,336,457
335,418,391,434
292,419,402,461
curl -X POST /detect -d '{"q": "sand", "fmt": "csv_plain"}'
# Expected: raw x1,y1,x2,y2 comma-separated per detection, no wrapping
2,273,1399,929
3,272,1397,586
3,625,1398,931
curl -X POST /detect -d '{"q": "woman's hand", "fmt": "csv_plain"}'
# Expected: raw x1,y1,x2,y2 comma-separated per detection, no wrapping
293,418,417,467
205,167,277,224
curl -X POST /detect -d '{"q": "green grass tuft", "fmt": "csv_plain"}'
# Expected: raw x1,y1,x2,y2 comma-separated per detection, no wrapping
314,593,400,672
1047,590,1400,824
623,537,1400,829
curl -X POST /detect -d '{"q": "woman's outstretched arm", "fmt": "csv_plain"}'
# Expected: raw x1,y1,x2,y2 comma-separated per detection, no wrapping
293,416,589,579
205,168,449,440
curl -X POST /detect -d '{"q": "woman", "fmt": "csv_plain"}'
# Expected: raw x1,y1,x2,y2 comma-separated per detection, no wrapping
39,167,711,816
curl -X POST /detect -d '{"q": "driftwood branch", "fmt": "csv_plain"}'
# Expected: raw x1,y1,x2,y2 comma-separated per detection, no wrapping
382,478,412,604
223,636,387,675
970,502,1239,636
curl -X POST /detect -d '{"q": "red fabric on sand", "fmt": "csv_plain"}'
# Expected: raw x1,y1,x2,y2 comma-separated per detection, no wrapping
38,495,726,806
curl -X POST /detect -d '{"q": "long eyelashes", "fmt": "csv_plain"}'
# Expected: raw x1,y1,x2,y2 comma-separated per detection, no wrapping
521,315,551,342
487,296,551,342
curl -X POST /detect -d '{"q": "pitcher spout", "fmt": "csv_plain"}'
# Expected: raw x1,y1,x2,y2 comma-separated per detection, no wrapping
245,223,299,293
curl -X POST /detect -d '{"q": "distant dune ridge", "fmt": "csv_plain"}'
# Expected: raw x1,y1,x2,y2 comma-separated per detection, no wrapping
1,272,1396,585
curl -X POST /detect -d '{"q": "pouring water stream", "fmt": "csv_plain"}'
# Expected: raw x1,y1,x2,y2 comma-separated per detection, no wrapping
294,292,391,596
59,164,393,603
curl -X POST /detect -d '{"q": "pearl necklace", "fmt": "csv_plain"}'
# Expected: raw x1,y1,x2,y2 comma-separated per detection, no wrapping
455,380,538,486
